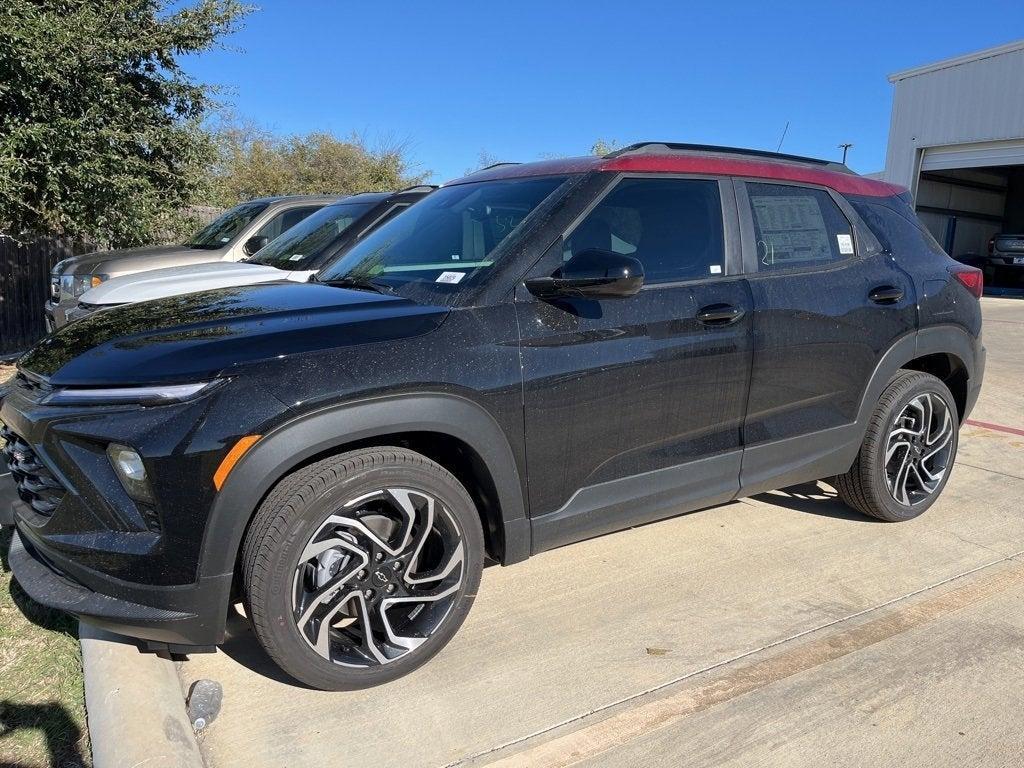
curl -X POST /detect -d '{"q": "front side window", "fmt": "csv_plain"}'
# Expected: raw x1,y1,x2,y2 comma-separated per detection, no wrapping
564,178,725,284
254,205,322,243
247,201,376,269
745,183,854,270
186,201,269,249
318,176,570,298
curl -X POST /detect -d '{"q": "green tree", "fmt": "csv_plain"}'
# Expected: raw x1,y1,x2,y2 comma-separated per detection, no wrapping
0,0,250,246
591,138,621,156
207,119,429,207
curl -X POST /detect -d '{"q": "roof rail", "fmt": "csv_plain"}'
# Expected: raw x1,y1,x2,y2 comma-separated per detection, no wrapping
607,142,852,174
477,162,521,171
398,184,440,193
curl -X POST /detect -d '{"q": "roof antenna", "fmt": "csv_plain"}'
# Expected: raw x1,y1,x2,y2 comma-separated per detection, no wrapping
776,121,790,153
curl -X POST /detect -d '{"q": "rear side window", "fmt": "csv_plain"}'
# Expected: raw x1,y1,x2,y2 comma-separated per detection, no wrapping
564,178,725,284
745,183,854,271
850,198,948,259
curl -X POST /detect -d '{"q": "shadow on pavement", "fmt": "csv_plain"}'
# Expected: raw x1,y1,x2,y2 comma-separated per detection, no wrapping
753,481,882,523
216,607,315,689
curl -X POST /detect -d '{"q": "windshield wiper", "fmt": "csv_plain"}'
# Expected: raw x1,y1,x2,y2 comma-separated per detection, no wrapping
322,276,395,295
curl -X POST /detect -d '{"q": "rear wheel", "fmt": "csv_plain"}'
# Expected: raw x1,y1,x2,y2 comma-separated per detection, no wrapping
833,370,958,522
241,448,484,690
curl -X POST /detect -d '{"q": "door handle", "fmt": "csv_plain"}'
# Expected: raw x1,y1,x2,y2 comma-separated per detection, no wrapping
696,303,745,325
869,285,904,304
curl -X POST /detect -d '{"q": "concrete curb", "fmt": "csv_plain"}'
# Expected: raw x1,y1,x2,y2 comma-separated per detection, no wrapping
80,622,204,768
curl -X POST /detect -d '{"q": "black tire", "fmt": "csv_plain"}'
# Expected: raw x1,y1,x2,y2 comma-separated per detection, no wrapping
241,447,484,690
833,370,959,522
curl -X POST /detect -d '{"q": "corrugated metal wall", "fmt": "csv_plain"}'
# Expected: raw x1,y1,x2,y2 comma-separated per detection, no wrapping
883,42,1024,191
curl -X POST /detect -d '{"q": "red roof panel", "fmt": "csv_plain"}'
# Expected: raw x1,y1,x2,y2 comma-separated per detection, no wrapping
449,153,904,198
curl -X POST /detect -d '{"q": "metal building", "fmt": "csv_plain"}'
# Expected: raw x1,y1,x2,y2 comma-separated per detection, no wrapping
882,39,1024,267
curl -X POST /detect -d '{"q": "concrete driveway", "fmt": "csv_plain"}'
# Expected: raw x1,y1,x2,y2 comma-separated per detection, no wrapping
180,297,1024,768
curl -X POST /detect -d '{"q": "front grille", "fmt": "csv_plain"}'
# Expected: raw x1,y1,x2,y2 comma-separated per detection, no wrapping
0,424,66,518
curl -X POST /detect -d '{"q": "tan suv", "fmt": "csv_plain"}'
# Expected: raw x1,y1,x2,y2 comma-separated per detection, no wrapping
46,195,341,329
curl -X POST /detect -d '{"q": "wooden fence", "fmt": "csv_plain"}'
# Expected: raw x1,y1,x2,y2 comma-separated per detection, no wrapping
0,236,96,357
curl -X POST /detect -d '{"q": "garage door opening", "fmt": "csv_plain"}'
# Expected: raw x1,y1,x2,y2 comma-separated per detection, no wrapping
914,159,1024,293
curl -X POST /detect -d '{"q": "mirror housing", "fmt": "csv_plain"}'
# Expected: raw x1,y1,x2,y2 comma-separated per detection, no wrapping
243,235,269,256
526,249,644,299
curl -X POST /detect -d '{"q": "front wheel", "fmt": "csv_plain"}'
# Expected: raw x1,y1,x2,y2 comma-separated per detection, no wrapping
241,448,484,690
833,370,959,522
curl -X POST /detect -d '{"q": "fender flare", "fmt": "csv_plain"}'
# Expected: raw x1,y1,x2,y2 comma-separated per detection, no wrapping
854,325,977,428
197,393,529,580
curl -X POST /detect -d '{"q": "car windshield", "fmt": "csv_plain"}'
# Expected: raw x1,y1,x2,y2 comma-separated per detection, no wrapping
186,201,270,249
246,201,376,269
317,177,568,297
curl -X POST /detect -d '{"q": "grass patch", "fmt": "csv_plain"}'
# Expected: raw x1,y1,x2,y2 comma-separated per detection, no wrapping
0,364,91,767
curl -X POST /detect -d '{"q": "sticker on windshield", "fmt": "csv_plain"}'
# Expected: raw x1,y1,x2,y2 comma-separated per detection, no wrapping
837,234,854,255
288,254,304,261
436,271,466,284
220,236,231,243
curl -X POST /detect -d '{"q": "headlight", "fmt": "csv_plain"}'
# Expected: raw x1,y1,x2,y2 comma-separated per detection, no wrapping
61,274,107,297
42,380,223,406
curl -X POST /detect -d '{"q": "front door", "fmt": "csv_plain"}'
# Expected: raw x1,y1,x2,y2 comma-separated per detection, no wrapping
516,176,754,552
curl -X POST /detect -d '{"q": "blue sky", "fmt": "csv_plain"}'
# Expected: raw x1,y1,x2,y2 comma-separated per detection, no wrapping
181,1,1024,183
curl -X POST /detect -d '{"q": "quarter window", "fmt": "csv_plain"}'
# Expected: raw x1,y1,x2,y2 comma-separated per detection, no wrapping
565,178,725,284
745,183,854,270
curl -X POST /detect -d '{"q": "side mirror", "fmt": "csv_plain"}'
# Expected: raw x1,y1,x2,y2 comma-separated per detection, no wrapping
525,249,644,299
243,235,269,256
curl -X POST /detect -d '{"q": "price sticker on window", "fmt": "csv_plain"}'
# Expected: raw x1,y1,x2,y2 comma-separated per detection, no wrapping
837,234,854,255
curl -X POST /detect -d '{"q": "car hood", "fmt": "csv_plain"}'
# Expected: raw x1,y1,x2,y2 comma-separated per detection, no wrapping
58,245,228,278
80,262,306,305
20,282,448,386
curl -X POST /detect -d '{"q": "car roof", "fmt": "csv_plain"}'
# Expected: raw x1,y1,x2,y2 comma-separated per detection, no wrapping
248,194,350,205
318,186,439,208
447,143,905,198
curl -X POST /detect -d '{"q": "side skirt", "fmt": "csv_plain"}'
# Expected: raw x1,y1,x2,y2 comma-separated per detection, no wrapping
530,451,741,554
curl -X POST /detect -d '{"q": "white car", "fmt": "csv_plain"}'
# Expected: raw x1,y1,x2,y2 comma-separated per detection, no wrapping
68,188,435,324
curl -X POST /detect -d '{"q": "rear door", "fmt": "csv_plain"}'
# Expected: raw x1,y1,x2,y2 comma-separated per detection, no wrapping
735,180,917,494
517,175,754,551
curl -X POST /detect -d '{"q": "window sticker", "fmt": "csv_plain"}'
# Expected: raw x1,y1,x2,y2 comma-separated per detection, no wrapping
288,254,304,261
709,264,722,274
837,234,854,255
436,271,465,284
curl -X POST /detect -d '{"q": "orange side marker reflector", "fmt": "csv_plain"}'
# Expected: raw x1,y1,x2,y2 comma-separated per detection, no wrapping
213,435,261,491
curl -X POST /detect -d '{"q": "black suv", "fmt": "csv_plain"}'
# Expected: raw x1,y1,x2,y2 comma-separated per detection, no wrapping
1,144,986,690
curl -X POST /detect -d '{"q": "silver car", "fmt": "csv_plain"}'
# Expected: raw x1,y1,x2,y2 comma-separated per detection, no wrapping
46,195,341,329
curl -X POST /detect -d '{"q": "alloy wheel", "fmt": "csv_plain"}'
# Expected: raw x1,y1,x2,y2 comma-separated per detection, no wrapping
884,392,954,506
292,487,465,668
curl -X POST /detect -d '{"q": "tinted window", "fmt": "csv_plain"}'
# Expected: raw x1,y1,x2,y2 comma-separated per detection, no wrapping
565,178,724,283
850,198,948,259
746,183,854,270
318,176,568,292
186,201,269,249
247,201,375,269
254,205,322,242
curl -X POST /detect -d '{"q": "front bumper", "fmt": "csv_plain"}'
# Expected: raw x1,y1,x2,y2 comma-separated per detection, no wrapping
8,522,230,649
1,371,289,650
45,300,70,330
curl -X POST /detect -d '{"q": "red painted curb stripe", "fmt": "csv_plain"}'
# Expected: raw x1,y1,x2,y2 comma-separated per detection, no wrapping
965,419,1024,438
